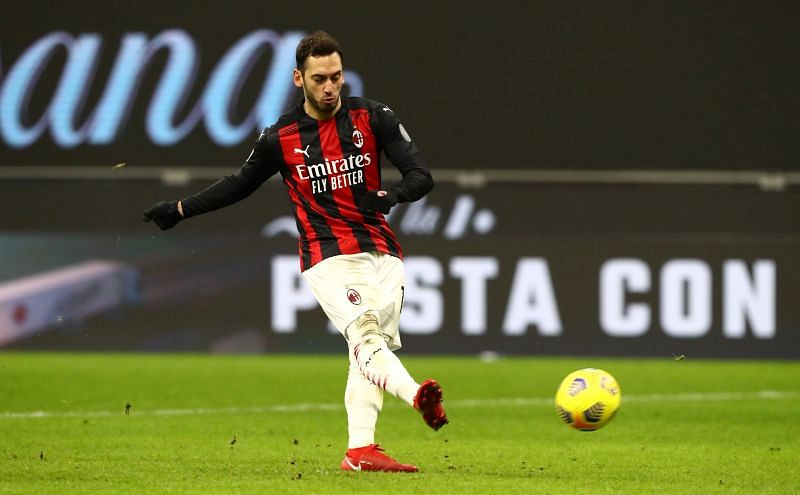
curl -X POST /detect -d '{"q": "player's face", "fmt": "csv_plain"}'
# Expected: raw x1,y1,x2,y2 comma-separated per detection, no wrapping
294,53,344,120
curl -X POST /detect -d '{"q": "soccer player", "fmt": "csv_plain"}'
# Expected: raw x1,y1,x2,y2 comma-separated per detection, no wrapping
142,31,447,473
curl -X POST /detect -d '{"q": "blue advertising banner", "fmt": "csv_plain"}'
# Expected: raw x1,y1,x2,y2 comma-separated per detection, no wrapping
2,1,799,170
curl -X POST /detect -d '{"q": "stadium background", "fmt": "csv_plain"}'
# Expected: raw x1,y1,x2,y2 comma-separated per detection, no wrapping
1,0,798,357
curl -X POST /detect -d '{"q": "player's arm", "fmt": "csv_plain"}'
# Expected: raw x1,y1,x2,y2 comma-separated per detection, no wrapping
142,130,280,230
360,107,434,214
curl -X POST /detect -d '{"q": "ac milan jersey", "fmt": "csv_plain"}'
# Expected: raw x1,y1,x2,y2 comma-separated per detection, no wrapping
182,96,434,271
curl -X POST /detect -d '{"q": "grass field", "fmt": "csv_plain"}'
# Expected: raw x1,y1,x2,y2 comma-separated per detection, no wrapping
0,352,798,494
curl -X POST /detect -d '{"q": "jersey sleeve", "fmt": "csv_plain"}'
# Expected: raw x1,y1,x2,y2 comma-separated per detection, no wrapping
181,129,281,217
372,106,434,203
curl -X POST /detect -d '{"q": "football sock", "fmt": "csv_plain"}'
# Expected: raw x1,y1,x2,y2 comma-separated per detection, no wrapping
350,311,419,407
345,354,383,449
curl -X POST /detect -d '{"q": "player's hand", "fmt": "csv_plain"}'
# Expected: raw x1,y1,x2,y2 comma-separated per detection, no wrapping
142,200,183,230
360,190,397,214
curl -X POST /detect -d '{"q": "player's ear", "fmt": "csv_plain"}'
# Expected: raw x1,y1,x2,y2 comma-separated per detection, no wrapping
293,69,303,88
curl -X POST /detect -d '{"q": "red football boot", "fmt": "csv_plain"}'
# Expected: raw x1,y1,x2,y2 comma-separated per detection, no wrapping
340,444,418,472
413,379,449,430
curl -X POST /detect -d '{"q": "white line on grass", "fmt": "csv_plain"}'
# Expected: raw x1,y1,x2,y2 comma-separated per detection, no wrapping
1,390,797,420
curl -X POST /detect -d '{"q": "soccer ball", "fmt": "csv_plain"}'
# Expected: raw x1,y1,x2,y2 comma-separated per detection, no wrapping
555,368,621,431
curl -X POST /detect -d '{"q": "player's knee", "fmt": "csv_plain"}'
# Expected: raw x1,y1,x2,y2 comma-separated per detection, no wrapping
356,311,380,333
350,311,385,345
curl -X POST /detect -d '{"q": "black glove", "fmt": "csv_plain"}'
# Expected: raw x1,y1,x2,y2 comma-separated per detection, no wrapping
360,189,398,214
142,200,183,230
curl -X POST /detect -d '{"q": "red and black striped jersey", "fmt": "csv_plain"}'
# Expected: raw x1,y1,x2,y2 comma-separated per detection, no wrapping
182,96,434,271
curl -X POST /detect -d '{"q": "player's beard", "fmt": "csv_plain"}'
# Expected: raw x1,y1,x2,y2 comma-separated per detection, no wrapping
304,89,339,115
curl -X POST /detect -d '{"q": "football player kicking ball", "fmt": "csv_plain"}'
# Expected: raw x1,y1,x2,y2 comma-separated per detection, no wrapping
143,31,447,472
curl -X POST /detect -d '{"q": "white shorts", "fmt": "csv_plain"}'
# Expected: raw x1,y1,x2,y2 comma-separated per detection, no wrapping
302,251,405,350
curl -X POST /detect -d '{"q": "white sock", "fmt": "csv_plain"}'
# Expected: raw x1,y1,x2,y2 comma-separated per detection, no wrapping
345,356,383,449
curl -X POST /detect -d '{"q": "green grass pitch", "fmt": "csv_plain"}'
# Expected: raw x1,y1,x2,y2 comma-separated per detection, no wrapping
1,352,798,494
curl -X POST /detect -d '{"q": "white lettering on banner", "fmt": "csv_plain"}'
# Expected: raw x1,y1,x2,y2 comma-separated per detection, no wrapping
269,255,560,336
442,196,496,239
396,197,440,235
600,258,776,339
391,196,495,239
599,259,651,336
450,257,499,335
269,256,777,340
400,257,443,334
723,260,775,338
501,258,562,336
660,259,712,337
271,255,316,333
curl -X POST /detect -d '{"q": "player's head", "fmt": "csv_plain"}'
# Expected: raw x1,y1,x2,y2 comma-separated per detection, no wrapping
294,31,344,119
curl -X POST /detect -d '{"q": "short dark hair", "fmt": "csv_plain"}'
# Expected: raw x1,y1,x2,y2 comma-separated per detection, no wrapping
295,31,343,71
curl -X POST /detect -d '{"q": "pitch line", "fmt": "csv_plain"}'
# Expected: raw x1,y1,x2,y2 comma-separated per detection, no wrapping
0,390,797,420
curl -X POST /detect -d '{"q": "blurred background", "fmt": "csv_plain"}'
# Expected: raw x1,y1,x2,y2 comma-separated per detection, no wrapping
1,0,797,357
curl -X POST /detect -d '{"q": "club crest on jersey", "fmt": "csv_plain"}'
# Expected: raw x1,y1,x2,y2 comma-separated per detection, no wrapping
347,288,362,305
352,128,364,148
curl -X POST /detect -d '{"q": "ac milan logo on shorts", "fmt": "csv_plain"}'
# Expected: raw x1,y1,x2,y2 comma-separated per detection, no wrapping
347,288,362,305
352,129,364,148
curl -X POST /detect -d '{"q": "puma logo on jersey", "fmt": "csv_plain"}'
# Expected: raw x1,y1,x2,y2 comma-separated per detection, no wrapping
294,145,310,157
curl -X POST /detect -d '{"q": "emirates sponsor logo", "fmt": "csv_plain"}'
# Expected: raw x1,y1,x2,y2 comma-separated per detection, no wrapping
295,152,372,180
296,152,373,194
